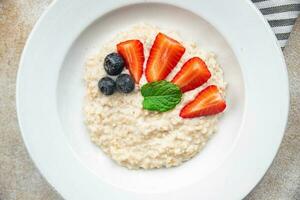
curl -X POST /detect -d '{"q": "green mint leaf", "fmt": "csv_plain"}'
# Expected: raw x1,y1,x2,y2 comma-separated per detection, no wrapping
141,80,182,112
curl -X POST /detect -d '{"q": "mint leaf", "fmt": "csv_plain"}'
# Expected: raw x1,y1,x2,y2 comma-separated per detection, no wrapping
141,80,182,112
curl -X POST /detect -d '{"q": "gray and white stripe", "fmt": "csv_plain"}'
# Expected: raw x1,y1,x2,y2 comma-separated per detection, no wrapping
252,0,300,48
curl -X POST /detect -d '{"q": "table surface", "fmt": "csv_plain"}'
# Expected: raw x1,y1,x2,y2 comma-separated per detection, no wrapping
1,0,299,199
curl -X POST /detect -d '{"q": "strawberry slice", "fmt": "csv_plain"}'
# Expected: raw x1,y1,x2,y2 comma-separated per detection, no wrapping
117,40,145,83
180,85,226,118
172,57,211,92
145,33,185,82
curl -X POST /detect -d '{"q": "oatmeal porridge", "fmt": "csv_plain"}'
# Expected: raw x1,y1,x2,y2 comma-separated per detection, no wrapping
84,24,227,169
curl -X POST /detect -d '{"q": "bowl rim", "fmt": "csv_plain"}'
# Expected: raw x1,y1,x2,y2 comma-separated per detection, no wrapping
16,0,289,199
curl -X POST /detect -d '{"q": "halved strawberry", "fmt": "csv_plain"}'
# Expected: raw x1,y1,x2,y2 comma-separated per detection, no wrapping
172,57,211,92
117,40,144,83
180,85,226,118
145,33,185,82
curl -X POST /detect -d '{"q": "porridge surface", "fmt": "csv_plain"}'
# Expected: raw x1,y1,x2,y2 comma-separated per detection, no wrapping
84,24,227,169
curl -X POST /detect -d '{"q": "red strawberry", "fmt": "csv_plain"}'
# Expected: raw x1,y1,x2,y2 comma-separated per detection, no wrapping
172,57,211,92
145,33,185,82
117,40,144,83
180,85,226,118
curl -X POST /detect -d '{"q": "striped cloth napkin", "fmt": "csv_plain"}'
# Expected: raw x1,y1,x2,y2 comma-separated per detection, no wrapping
252,0,300,48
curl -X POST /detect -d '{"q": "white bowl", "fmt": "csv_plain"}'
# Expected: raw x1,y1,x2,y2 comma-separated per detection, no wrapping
16,0,289,199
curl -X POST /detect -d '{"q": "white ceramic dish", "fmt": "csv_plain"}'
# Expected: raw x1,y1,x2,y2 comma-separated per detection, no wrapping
16,0,289,199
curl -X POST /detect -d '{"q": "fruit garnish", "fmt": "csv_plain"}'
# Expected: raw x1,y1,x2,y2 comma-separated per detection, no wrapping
180,85,226,118
145,33,185,82
141,80,182,112
98,77,116,96
104,53,125,76
117,40,144,83
172,57,211,92
116,74,135,93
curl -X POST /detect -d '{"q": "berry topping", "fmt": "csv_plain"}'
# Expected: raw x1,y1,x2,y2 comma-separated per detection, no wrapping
172,57,211,92
98,77,116,96
180,85,226,118
116,74,135,93
145,33,185,82
117,40,145,83
104,53,125,76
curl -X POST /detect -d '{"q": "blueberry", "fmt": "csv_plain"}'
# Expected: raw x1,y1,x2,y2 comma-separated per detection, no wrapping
116,74,135,93
98,77,116,95
104,53,125,75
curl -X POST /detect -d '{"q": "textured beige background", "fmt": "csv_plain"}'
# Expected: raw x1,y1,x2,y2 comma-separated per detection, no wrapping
0,1,299,200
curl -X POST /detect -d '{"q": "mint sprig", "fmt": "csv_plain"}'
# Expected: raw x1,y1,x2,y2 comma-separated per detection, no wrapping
141,80,182,112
